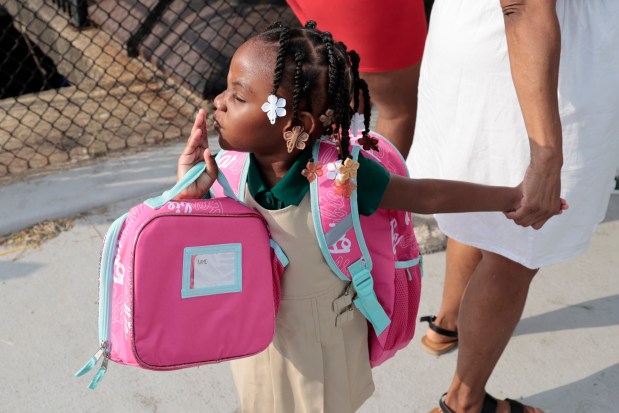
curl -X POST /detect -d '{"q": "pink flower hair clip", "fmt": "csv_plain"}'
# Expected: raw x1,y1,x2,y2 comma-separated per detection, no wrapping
301,160,324,183
334,178,357,199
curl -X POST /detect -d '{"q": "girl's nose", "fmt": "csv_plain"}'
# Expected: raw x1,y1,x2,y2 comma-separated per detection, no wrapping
214,91,226,111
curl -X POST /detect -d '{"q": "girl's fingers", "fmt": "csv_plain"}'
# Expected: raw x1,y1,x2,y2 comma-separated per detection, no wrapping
505,210,517,220
196,148,217,193
200,121,209,149
202,110,208,139
204,148,218,179
190,109,206,139
178,129,205,180
176,108,213,198
181,129,203,156
204,146,214,163
192,128,204,147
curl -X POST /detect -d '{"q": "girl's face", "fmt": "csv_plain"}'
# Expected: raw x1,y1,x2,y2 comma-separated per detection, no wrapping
213,40,291,156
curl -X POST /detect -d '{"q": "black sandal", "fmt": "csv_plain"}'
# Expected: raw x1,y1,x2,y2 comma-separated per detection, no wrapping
438,392,527,413
420,315,459,355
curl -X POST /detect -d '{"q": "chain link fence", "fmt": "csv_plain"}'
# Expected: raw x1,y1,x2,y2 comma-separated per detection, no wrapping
0,0,298,183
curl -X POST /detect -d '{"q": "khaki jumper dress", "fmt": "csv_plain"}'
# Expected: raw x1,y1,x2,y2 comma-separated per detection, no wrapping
229,191,374,413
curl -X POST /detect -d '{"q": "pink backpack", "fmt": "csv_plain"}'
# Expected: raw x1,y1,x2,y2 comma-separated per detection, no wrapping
75,165,288,389
212,131,423,367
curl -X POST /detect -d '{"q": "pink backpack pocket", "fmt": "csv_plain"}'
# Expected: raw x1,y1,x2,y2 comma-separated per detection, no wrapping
76,163,287,389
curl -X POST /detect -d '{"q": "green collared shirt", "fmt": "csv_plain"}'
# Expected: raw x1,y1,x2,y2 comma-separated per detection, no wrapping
247,149,390,216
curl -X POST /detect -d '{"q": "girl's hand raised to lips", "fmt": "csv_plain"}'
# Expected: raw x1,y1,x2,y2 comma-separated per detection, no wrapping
175,109,219,200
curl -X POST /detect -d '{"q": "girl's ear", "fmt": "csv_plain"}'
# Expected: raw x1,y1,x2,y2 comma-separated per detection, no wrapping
281,111,318,142
295,110,318,136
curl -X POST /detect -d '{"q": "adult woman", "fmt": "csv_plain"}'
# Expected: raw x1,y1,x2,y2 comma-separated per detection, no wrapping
409,1,619,412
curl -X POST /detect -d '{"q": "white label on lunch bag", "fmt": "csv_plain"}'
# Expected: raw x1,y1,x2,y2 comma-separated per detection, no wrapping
181,244,242,298
192,252,236,288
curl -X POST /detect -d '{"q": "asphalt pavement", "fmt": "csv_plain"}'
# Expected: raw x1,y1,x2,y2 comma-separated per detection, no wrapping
1,141,618,413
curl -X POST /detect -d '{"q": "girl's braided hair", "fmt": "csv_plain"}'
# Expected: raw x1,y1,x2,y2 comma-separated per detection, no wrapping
257,21,372,160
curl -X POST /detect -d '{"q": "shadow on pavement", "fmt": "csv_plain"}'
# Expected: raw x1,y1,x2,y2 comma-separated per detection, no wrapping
0,261,44,281
514,295,619,337
603,194,619,223
526,363,619,412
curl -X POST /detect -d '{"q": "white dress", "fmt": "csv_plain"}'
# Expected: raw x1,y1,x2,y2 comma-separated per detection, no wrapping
408,0,619,269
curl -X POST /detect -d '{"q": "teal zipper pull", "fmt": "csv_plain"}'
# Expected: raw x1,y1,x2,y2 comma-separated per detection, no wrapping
75,347,105,377
76,341,109,389
88,357,109,390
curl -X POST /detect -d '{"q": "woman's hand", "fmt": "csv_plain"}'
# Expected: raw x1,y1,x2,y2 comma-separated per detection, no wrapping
175,109,218,199
505,168,568,229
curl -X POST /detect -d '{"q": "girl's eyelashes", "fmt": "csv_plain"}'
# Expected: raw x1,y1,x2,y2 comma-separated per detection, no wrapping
232,93,246,103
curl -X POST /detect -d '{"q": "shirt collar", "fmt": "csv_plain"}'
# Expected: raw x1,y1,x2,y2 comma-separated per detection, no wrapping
247,148,313,207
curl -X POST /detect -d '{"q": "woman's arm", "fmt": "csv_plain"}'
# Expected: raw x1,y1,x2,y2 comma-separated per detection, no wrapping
380,174,521,214
500,0,563,229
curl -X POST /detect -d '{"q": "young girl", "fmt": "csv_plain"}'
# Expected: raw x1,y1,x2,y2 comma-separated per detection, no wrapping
175,21,563,413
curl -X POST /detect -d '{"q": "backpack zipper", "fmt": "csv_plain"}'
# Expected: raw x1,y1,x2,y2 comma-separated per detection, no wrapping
75,213,128,389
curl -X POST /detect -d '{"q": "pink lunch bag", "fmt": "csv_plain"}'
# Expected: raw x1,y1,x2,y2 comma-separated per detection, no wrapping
75,164,288,389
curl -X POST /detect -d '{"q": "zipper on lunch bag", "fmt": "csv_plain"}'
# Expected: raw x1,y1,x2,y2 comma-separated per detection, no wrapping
75,213,128,389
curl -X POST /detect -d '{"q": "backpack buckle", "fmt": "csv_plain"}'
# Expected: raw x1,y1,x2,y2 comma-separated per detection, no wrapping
351,267,373,298
348,259,391,335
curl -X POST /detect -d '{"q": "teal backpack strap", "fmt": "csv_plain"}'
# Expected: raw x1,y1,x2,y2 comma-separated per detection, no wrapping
144,162,207,208
143,160,240,208
309,140,350,281
348,259,390,335
310,139,390,335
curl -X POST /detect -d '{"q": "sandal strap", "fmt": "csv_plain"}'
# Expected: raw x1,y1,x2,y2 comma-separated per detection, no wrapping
420,315,458,338
482,393,526,413
438,393,454,413
506,399,525,413
481,393,498,413
440,392,524,413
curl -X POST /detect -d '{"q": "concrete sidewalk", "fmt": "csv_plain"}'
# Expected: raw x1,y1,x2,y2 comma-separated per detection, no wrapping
0,143,186,237
0,145,618,412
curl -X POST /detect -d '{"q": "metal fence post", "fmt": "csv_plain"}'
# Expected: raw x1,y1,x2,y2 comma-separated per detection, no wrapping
51,0,90,29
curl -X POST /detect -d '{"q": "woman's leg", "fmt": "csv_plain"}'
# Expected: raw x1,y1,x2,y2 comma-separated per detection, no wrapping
425,238,481,344
361,62,421,158
442,250,542,413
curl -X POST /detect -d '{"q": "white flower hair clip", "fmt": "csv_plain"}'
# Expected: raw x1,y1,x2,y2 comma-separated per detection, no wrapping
325,160,343,181
261,94,287,125
350,113,365,137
